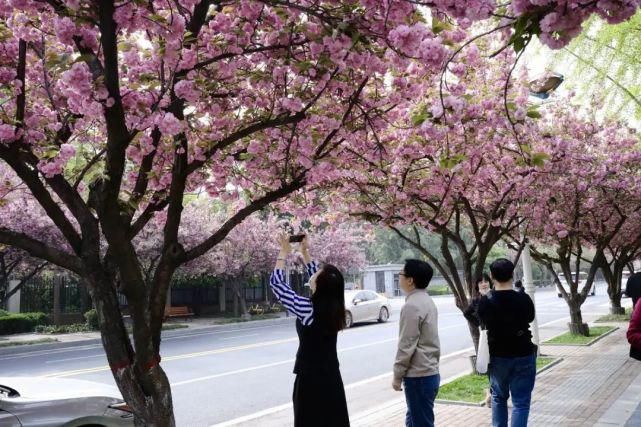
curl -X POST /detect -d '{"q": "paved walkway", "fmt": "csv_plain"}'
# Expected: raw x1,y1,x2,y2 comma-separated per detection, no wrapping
352,325,640,427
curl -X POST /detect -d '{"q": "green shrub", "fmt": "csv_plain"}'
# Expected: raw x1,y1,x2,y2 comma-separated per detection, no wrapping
84,309,100,330
0,312,49,335
35,323,91,334
0,309,10,318
428,285,452,296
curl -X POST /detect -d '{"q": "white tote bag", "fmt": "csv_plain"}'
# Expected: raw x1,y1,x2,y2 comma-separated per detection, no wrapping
476,329,490,374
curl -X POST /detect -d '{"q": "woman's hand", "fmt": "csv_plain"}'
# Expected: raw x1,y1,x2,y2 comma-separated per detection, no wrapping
300,235,311,264
275,235,291,270
278,234,292,256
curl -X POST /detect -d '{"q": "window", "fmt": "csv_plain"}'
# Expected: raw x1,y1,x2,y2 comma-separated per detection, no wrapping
375,271,385,293
365,291,378,301
393,273,401,297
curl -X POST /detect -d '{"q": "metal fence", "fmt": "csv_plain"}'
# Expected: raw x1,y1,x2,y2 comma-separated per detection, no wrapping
20,276,84,314
117,282,268,308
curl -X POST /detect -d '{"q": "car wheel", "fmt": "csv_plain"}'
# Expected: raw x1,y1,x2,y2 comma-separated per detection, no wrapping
345,311,353,328
378,307,389,323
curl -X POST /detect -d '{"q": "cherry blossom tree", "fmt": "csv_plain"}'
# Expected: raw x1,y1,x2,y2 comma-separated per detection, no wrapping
1,0,639,422
0,1,459,423
514,108,641,335
336,40,548,348
600,213,641,315
0,168,69,308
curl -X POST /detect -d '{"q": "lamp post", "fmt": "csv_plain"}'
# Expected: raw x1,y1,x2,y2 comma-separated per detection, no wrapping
523,71,564,354
521,235,540,352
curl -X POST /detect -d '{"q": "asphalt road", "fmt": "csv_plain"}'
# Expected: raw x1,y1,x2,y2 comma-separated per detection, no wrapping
0,283,619,426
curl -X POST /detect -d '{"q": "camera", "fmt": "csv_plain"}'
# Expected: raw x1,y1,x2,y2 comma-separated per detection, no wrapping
289,234,306,243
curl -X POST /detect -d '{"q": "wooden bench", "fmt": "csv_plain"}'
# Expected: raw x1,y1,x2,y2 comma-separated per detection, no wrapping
163,306,194,321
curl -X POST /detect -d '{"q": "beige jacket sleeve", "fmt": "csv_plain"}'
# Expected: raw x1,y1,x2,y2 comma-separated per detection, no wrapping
393,303,421,381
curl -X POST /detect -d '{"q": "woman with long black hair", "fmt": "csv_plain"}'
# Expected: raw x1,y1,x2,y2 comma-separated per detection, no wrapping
269,234,349,427
464,273,493,328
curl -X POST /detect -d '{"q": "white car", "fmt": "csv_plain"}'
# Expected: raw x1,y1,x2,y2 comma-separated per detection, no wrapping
0,377,134,426
556,271,595,297
344,290,391,328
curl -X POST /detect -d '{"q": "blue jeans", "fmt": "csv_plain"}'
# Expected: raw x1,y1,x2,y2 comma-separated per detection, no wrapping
489,353,536,427
403,374,440,427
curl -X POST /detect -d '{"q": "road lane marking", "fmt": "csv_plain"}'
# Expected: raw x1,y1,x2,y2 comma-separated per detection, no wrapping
44,337,299,378
0,324,293,361
221,334,260,341
45,354,106,364
172,338,398,388
209,345,475,427
0,344,105,361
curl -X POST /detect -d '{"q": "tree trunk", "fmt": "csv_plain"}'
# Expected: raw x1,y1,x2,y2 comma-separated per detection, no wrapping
610,294,625,315
568,301,589,336
233,286,239,318
607,265,625,315
232,280,250,320
85,272,176,426
239,293,250,321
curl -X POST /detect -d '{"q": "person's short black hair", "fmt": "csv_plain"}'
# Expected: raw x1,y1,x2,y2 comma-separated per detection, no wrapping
404,259,434,289
490,258,515,283
474,273,493,293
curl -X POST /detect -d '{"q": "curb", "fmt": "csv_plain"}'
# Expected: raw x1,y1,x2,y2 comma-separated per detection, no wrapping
436,356,563,407
435,398,486,407
0,315,295,355
535,357,563,375
543,326,618,347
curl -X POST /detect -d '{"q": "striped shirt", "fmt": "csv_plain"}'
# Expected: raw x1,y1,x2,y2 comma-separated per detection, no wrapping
269,261,319,326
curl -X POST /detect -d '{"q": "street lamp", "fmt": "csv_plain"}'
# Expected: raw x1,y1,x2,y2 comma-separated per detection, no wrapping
524,71,564,353
529,72,564,100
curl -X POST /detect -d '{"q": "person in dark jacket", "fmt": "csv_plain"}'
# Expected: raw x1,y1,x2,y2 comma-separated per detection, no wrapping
478,259,537,427
464,273,493,328
626,272,641,308
270,235,349,427
627,298,641,361
514,280,525,293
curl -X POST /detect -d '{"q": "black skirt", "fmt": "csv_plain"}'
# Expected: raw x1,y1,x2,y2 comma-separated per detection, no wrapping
292,369,350,427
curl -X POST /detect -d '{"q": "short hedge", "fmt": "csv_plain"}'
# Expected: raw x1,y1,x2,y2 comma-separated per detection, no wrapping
0,312,49,335
84,309,100,330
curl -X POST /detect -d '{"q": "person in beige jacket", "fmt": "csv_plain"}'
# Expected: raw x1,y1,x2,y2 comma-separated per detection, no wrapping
392,259,441,427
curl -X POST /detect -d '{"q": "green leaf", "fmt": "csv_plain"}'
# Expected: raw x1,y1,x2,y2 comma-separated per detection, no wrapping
432,17,452,35
526,107,542,119
411,104,431,126
439,153,467,169
520,144,533,154
149,13,166,24
513,35,526,54
531,152,549,167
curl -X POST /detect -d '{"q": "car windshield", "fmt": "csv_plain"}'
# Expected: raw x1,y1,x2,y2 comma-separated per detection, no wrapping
0,385,19,398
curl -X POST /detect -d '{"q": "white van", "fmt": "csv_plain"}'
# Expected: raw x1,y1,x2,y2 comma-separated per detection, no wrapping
556,271,596,297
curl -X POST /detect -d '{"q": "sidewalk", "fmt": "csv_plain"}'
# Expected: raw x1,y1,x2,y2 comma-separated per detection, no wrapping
352,325,640,427
217,316,639,427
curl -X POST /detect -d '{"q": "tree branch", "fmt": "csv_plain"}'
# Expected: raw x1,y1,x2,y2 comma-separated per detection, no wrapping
180,177,306,263
0,228,82,274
